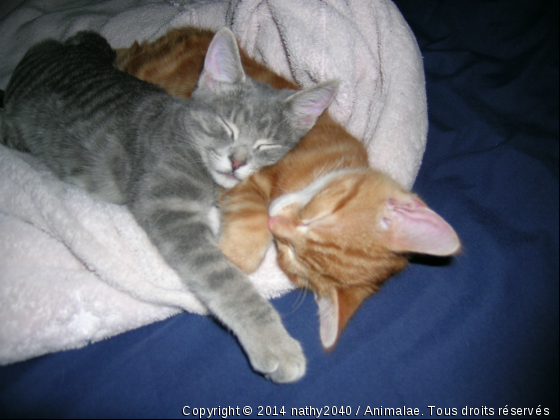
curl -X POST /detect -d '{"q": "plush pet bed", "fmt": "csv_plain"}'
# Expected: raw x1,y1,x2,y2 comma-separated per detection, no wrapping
0,0,558,417
0,0,426,365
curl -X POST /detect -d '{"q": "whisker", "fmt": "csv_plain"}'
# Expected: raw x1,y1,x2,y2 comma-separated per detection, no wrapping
282,279,310,317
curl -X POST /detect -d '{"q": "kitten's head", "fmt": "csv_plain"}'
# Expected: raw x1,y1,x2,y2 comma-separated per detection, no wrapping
268,169,461,349
189,28,339,189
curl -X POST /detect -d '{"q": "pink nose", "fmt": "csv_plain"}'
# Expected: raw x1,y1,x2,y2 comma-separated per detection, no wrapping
268,215,287,231
230,158,245,171
268,216,279,230
268,215,292,234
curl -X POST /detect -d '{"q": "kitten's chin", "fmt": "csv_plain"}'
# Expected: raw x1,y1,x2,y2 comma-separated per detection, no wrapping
213,171,241,189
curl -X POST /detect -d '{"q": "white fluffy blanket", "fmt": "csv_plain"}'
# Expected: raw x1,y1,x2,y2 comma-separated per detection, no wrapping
0,0,427,365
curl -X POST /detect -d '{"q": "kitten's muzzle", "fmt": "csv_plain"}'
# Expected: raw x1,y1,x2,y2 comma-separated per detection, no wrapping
218,171,240,181
268,215,296,238
230,157,246,170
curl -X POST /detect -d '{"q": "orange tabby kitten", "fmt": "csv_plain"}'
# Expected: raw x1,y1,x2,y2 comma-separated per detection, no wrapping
116,28,460,349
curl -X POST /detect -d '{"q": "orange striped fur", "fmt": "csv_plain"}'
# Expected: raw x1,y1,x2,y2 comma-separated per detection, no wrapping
115,28,460,349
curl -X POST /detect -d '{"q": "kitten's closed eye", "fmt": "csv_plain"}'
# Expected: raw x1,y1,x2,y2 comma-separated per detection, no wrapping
253,142,286,165
253,139,282,152
221,120,237,142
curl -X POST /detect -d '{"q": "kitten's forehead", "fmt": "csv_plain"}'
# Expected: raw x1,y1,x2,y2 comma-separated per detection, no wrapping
218,82,292,130
269,169,365,217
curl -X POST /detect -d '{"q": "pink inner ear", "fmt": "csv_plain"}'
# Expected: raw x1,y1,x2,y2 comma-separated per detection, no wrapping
199,29,244,92
385,198,460,256
199,70,217,92
316,291,339,350
289,81,338,132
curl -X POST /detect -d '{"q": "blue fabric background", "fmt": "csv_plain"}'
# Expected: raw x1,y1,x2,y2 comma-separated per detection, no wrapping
1,0,558,418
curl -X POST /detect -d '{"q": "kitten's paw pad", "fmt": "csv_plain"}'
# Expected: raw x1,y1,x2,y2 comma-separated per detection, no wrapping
248,335,306,383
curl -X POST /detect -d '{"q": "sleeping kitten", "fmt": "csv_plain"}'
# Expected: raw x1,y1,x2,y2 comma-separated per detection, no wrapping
1,29,339,382
116,28,460,350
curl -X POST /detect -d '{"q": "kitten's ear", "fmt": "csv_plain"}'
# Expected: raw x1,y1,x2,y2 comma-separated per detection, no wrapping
198,27,245,92
285,80,339,134
316,285,371,350
381,196,461,256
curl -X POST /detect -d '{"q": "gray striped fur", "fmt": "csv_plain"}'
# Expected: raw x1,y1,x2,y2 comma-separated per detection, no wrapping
1,29,338,383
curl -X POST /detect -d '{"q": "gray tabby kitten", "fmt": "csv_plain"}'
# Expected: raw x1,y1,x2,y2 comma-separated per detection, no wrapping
1,28,338,383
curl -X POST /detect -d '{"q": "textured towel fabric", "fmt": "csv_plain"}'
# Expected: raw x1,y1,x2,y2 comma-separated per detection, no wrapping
0,0,427,364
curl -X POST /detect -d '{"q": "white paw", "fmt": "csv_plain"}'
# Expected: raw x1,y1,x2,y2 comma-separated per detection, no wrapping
244,329,306,383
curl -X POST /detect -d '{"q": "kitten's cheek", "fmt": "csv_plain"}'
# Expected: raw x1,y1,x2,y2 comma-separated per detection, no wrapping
276,245,307,288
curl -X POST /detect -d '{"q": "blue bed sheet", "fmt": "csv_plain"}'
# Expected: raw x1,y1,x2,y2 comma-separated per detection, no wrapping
0,0,558,418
